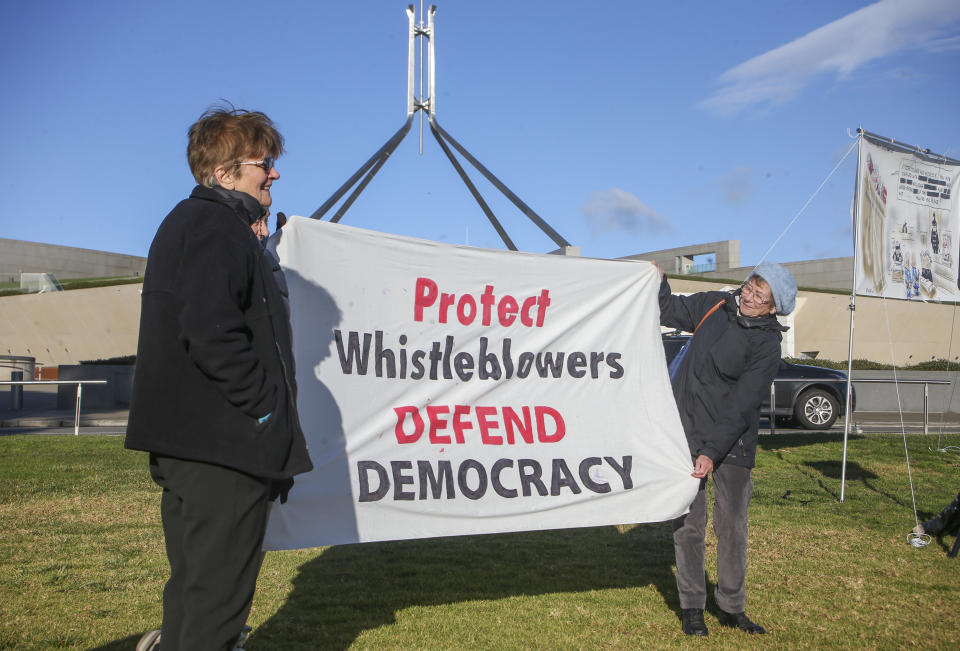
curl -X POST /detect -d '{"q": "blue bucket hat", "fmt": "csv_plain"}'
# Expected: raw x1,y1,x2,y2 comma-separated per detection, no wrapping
749,262,797,316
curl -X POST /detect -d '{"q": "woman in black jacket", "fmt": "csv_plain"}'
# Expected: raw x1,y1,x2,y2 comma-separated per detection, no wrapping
656,261,796,637
128,106,311,651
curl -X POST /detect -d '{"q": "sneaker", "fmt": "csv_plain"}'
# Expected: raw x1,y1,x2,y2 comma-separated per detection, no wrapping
681,608,709,636
234,624,252,649
135,629,161,651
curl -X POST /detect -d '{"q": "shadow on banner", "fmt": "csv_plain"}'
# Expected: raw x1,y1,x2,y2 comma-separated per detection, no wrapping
264,266,357,547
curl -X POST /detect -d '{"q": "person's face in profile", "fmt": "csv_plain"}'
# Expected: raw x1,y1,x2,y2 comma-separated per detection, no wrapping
233,155,280,208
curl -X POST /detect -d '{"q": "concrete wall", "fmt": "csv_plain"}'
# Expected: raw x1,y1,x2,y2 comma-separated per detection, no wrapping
623,240,855,290
0,284,142,368
713,257,854,291
622,240,739,275
0,238,146,282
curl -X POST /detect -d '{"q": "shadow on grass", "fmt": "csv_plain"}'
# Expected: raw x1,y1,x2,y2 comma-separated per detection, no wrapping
801,459,916,507
249,523,679,649
758,432,864,450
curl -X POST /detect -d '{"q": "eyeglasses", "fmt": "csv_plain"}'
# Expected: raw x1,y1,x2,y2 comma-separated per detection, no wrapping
741,283,771,305
238,156,276,173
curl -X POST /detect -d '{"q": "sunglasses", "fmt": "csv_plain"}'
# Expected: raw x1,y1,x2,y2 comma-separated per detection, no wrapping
237,156,276,173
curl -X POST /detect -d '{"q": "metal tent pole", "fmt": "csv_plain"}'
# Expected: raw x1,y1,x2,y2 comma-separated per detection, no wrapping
428,115,572,249
840,129,864,503
309,3,572,253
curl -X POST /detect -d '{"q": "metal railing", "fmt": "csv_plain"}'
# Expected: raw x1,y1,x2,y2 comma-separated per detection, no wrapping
1,379,108,436
768,377,952,435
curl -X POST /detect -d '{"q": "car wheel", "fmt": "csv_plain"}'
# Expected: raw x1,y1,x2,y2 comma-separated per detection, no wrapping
794,388,840,430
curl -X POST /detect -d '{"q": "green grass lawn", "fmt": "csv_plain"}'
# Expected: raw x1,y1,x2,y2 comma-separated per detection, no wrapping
1,433,958,649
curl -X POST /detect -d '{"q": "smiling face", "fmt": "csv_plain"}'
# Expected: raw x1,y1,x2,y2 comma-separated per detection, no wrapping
222,156,279,208
739,276,777,317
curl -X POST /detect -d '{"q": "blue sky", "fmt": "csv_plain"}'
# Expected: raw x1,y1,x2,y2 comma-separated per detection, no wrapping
2,0,959,266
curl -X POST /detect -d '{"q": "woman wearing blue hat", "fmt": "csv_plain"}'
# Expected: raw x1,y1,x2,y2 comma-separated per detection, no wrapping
655,260,797,637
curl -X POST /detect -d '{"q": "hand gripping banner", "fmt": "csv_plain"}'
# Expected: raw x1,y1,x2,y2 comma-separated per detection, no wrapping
264,217,698,549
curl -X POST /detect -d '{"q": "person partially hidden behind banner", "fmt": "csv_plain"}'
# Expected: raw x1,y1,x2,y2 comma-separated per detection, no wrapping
126,105,312,651
654,260,797,637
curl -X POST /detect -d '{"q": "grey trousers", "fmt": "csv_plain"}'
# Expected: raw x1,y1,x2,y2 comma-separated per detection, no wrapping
672,461,753,612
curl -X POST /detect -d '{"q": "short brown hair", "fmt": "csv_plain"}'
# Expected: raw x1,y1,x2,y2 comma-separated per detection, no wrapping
187,104,285,186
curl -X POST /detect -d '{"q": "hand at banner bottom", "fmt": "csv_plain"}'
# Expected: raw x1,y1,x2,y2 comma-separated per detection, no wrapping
691,455,714,478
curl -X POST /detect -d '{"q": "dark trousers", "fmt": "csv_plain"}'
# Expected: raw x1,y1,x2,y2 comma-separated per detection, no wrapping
149,454,271,651
672,462,752,612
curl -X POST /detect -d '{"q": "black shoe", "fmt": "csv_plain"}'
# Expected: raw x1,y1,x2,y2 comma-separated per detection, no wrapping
717,610,766,634
681,608,709,636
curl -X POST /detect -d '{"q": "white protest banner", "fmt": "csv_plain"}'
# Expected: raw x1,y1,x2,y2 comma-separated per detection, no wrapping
264,217,699,549
855,132,960,301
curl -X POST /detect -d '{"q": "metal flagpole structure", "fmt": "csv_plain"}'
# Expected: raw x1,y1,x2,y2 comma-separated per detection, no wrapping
310,3,572,252
840,128,864,503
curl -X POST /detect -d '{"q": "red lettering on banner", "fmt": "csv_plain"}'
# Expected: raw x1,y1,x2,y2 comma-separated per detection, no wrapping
503,406,533,444
476,406,502,445
413,278,437,322
412,277,552,327
452,405,472,443
427,405,451,444
394,406,424,443
535,406,565,442
393,404,565,444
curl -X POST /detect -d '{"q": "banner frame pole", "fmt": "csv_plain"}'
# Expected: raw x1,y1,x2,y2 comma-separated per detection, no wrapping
840,128,864,503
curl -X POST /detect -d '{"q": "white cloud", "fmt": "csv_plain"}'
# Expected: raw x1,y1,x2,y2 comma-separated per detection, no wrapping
700,0,960,116
581,188,671,234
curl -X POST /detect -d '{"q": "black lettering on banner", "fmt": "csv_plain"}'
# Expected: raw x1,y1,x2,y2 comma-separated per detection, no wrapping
418,460,455,499
491,458,518,498
579,457,611,493
410,350,426,379
517,458,548,496
589,351,605,378
478,337,502,380
334,330,626,381
375,330,396,378
357,460,388,502
454,352,475,381
502,338,514,378
607,353,624,379
391,461,415,500
605,456,633,489
550,458,582,495
517,352,535,378
566,351,587,378
335,330,371,375
458,459,487,500
535,352,564,378
358,456,634,502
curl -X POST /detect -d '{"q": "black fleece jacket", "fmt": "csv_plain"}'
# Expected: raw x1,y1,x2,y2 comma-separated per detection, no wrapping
125,185,312,480
659,277,784,468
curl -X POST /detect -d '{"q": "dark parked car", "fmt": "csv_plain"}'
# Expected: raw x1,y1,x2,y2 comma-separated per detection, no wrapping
661,333,855,430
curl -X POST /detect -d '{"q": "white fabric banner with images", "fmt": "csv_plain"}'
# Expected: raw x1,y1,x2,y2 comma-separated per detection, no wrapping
855,132,960,301
263,217,699,549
